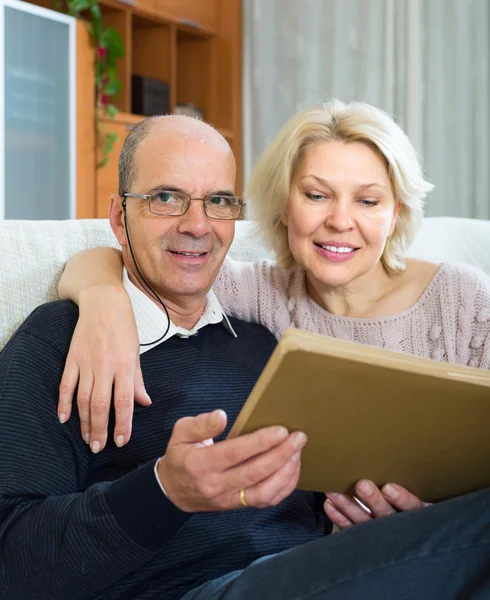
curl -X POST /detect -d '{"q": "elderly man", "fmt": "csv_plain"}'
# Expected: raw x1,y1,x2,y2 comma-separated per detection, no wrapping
0,116,489,600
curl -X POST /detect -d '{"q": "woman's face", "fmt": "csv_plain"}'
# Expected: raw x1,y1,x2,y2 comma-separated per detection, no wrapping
282,140,400,290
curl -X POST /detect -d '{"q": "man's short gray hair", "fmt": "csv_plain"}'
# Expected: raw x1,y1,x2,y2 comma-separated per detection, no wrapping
117,115,231,197
118,116,159,196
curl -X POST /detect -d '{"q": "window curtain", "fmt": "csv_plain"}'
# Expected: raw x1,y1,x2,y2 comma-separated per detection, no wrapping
243,0,490,219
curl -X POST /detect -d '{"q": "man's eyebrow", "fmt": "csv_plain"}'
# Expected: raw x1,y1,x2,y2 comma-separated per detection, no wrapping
152,185,185,193
152,185,235,196
210,190,235,197
300,176,387,191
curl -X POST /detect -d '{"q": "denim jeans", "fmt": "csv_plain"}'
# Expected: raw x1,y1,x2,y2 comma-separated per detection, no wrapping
182,488,490,600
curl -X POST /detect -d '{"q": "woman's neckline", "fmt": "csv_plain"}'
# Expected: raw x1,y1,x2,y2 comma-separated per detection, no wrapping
301,262,447,324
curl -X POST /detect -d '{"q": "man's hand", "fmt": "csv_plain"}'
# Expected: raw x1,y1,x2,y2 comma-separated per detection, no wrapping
324,479,430,530
158,409,307,512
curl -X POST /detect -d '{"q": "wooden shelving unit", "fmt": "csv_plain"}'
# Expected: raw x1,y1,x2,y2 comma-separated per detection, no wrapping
23,0,242,218
92,0,242,219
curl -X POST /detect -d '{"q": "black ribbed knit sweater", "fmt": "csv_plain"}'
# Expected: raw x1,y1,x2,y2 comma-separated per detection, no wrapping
0,300,330,600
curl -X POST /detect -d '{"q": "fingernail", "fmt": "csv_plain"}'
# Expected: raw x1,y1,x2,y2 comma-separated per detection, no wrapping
84,433,90,445
291,451,301,463
116,435,125,448
210,409,226,428
292,432,307,450
91,440,101,454
209,411,219,428
383,484,399,500
146,395,152,405
358,480,373,495
59,413,67,424
274,426,288,441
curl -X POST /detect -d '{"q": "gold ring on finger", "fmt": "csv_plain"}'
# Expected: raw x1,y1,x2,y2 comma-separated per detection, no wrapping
239,488,249,508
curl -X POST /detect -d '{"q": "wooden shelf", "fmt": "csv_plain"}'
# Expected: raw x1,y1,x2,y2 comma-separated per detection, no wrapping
99,110,144,125
177,21,215,38
151,0,219,33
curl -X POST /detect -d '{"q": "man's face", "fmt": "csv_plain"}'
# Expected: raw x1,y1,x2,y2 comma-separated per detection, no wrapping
111,128,236,306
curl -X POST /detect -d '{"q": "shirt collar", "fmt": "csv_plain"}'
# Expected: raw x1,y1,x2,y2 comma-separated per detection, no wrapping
122,268,237,355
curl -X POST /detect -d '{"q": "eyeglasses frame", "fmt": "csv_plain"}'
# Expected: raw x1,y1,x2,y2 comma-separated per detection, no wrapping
121,189,246,221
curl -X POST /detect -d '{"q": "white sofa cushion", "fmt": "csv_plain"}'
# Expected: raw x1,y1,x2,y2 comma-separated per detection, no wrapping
1,217,489,349
409,217,490,271
0,219,118,350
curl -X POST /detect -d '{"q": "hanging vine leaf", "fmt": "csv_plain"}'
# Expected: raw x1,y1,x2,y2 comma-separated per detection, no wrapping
105,104,119,119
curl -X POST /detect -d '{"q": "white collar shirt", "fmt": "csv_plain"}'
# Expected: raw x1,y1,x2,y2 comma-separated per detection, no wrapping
122,267,237,353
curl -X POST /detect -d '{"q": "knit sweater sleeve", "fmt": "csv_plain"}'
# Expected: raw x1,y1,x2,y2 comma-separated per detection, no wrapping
436,263,490,369
0,321,191,599
463,266,490,370
213,258,292,339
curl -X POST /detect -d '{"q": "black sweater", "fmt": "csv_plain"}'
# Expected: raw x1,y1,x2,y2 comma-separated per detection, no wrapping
0,300,330,600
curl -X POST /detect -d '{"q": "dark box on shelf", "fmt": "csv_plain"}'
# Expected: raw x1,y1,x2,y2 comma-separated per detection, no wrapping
131,74,170,116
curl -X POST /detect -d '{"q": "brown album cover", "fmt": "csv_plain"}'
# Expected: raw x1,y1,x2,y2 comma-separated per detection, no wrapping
228,328,490,502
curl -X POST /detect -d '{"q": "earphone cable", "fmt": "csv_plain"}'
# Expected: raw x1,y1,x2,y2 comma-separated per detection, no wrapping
122,200,171,347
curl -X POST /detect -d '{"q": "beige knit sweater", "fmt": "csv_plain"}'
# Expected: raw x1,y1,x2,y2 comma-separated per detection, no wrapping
214,260,490,370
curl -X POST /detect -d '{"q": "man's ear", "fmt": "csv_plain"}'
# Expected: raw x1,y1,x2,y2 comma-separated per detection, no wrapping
109,194,128,246
388,199,402,237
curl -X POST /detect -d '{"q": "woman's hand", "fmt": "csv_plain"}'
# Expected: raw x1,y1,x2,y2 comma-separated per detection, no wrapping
324,480,431,530
58,284,151,452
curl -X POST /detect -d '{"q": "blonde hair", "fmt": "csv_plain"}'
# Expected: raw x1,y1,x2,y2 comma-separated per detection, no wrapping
246,99,434,275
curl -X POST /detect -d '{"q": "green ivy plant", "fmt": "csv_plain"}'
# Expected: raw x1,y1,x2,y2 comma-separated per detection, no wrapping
55,0,125,167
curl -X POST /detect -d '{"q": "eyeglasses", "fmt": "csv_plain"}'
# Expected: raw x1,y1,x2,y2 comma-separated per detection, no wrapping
122,189,246,221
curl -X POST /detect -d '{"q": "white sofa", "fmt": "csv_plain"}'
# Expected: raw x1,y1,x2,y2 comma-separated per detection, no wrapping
1,217,490,350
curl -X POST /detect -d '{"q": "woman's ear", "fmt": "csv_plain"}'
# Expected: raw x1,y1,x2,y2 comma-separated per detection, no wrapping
388,199,402,237
280,211,289,227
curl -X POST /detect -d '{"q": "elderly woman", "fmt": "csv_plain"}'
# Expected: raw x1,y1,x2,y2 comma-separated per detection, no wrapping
58,99,490,528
